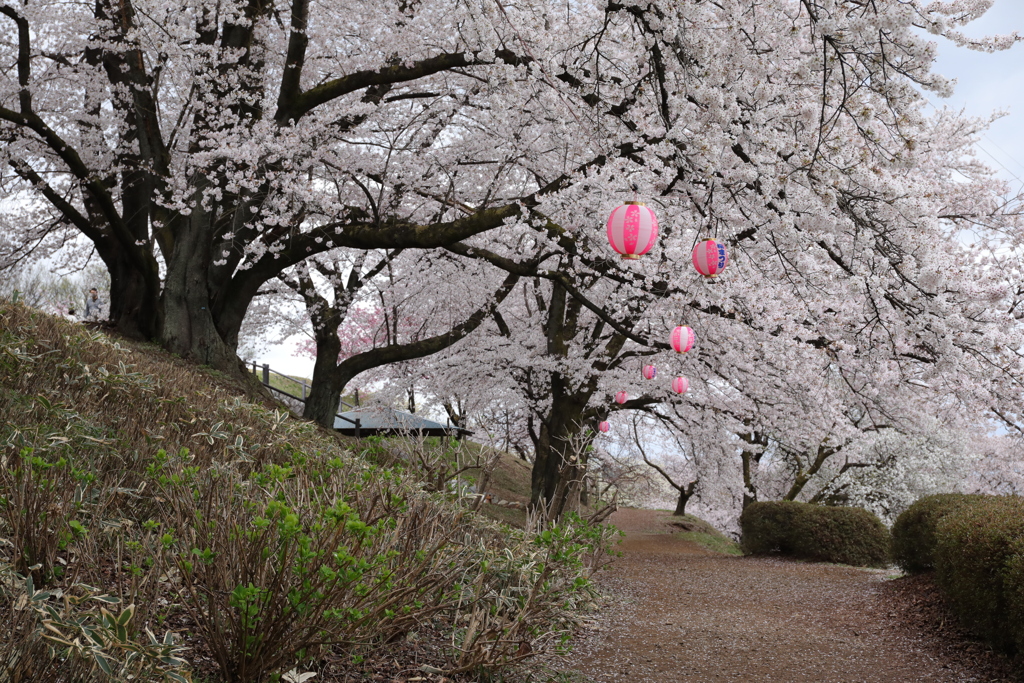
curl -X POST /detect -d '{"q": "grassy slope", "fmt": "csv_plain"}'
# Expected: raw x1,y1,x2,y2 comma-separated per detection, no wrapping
664,513,743,555
450,441,534,527
0,303,609,683
246,366,312,398
454,442,624,529
244,367,362,409
459,444,737,554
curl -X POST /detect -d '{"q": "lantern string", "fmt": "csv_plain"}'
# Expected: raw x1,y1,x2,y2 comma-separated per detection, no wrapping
689,190,715,254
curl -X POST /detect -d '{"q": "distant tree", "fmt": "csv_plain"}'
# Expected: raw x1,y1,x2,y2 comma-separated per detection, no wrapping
629,414,700,516
278,249,522,427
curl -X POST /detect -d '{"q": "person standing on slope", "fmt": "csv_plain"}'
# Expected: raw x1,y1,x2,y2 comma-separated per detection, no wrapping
84,288,103,321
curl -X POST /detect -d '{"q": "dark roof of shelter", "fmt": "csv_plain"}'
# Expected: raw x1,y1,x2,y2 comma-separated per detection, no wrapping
333,407,469,436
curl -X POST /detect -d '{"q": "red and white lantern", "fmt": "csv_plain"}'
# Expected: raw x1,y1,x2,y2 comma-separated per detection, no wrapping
614,391,628,405
606,202,659,259
642,365,657,380
671,326,695,354
672,376,690,395
598,421,610,433
692,239,729,277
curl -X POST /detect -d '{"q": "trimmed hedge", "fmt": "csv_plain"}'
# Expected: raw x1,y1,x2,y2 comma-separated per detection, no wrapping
1002,547,1024,655
935,496,1024,653
892,493,1024,656
738,501,801,556
891,493,982,573
740,501,890,568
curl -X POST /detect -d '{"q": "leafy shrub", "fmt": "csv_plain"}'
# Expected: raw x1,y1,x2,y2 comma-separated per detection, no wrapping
0,303,613,683
152,452,613,682
741,501,889,567
0,446,81,585
933,495,1024,653
449,513,615,675
891,493,981,573
0,571,189,682
161,457,456,682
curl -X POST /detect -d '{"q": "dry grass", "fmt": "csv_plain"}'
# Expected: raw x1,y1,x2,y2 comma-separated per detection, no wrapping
444,442,613,530
0,303,617,683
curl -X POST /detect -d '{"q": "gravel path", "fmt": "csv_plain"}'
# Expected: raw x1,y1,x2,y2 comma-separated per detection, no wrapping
558,508,1003,683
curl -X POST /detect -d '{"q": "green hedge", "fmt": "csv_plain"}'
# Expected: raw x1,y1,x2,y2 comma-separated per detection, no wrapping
1002,547,1024,655
892,493,1024,655
891,493,981,573
738,501,801,555
740,501,889,568
935,496,1024,653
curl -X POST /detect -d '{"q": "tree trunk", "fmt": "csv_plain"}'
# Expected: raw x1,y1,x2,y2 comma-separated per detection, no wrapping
529,385,591,517
100,242,161,339
159,208,239,372
302,324,343,426
674,490,689,516
527,276,610,519
739,429,767,511
82,186,162,340
742,484,757,511
673,481,697,516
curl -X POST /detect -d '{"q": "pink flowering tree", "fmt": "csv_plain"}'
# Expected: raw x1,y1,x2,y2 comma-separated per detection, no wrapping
280,248,522,426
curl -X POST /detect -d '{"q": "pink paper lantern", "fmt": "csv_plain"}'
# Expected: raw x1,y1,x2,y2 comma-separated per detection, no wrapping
672,376,690,395
642,365,657,380
598,421,610,433
692,239,729,277
606,202,659,260
614,391,628,405
671,326,695,354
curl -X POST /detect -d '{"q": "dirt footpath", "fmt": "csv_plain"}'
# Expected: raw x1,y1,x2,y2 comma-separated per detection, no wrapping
557,508,1010,683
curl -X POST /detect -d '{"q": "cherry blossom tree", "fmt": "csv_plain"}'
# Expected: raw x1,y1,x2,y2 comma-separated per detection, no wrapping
968,431,1024,497
0,0,1010,376
4,0,1024,518
403,0,1024,512
287,248,522,426
0,0,637,369
808,422,980,523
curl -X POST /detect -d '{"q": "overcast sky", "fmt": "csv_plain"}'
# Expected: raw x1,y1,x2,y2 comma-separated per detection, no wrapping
931,1,1024,191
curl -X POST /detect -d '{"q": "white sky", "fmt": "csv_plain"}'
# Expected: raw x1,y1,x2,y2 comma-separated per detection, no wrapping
930,1,1024,192
258,1,1024,378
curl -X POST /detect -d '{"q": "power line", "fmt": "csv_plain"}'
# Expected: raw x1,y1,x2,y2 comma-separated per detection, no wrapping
984,133,1024,176
975,139,1024,195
